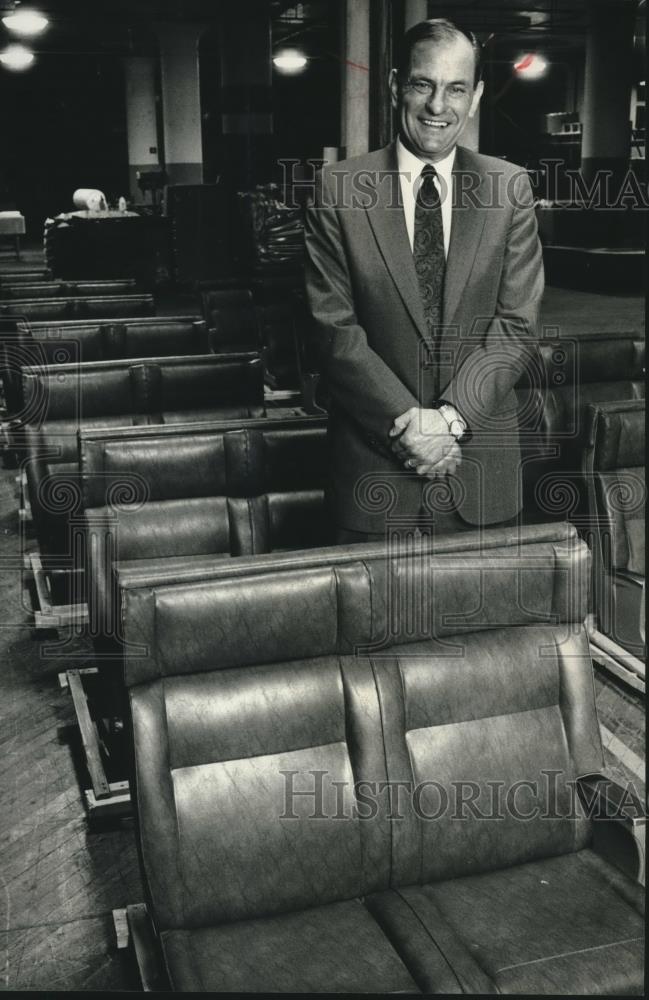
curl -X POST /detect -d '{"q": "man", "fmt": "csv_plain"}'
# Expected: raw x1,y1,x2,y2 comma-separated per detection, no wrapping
305,18,544,542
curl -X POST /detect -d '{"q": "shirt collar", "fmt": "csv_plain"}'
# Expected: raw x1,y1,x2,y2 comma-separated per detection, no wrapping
396,136,456,190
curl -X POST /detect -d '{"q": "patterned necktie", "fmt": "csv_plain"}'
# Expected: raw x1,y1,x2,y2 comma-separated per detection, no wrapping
413,165,446,395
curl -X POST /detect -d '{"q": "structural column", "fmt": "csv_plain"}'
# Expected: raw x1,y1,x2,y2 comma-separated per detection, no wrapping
370,0,393,150
219,2,273,190
155,22,205,185
404,0,429,30
124,56,160,202
581,0,636,186
461,105,480,151
341,0,370,158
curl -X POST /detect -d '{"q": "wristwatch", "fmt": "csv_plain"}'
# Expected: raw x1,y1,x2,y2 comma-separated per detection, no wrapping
437,404,467,441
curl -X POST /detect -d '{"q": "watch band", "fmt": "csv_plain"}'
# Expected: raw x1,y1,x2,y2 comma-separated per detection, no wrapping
438,404,466,440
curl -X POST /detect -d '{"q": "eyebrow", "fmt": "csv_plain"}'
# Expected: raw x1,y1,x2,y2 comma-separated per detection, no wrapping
408,73,471,87
409,74,470,85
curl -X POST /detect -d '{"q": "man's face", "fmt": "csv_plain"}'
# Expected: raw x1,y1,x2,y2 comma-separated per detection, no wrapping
390,36,483,162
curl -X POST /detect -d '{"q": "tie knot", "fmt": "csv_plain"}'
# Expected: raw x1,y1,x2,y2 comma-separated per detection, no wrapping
416,165,440,208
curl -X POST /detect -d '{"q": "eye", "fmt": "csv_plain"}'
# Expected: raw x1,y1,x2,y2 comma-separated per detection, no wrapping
409,79,432,95
449,84,467,96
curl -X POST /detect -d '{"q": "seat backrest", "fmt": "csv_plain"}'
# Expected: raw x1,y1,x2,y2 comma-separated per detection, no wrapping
2,319,209,419
23,314,199,336
0,268,50,284
80,416,328,637
107,319,208,359
74,294,155,318
23,363,135,422
155,353,263,413
583,399,645,577
0,294,155,321
517,333,645,519
81,415,327,508
0,279,137,299
0,298,72,322
1,283,66,300
11,320,207,366
121,523,601,932
21,352,262,426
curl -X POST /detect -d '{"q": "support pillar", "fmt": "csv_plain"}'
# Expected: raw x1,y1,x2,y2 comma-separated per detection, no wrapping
341,0,370,158
460,104,480,152
155,23,204,186
370,0,393,149
124,57,159,203
219,2,273,191
581,0,635,188
404,0,429,30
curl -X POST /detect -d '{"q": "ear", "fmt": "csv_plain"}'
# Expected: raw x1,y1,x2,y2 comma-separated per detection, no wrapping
389,68,400,111
468,79,484,118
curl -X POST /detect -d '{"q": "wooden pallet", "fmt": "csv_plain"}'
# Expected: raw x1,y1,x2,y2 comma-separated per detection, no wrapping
61,667,132,821
27,551,88,629
113,904,170,991
16,469,33,528
587,616,645,694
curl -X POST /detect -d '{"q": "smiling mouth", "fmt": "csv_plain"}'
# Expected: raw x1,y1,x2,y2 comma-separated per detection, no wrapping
420,119,450,129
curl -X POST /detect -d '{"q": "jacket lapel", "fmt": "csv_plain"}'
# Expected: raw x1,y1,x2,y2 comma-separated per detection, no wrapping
363,143,428,338
363,143,489,334
443,145,488,324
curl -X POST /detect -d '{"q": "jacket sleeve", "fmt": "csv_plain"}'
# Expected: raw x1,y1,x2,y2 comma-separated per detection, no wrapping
441,169,544,430
304,168,419,447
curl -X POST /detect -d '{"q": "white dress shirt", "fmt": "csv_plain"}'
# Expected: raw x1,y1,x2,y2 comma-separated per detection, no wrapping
396,137,455,257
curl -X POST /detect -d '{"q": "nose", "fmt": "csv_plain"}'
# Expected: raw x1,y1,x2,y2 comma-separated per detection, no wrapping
425,86,446,117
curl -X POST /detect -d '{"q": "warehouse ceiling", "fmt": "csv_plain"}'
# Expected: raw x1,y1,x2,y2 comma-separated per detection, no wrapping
0,0,642,55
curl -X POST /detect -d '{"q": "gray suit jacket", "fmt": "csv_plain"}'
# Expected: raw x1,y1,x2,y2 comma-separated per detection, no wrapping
304,142,544,532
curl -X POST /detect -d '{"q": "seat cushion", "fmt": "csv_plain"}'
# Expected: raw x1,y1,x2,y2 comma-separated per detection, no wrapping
374,850,644,995
160,898,420,993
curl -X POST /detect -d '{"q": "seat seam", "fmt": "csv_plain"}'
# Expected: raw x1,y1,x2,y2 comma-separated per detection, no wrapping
336,654,364,899
368,658,392,887
247,497,256,554
552,629,582,855
360,559,373,641
494,936,644,975
393,888,497,995
332,566,341,652
396,658,423,885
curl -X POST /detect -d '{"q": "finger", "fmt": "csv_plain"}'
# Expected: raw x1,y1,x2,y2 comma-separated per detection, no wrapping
391,441,410,460
389,408,416,436
416,462,448,476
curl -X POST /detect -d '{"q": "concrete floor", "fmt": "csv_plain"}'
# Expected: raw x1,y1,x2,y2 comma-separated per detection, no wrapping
540,286,644,337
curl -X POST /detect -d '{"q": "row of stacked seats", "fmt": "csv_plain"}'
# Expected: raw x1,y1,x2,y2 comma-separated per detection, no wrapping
12,316,644,654
2,259,644,993
0,263,268,623
119,523,644,993
1,317,210,420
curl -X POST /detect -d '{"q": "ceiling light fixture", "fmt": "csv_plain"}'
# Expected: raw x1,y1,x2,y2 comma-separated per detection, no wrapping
514,53,548,79
2,9,49,36
0,43,35,70
273,49,308,74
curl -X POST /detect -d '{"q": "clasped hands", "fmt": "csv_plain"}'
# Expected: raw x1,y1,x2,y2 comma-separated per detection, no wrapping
388,407,461,478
